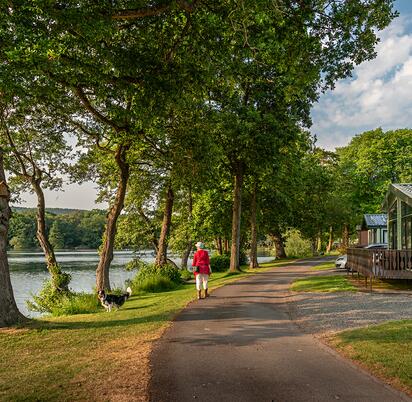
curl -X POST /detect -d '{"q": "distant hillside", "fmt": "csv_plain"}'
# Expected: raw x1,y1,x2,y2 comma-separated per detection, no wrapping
11,206,104,215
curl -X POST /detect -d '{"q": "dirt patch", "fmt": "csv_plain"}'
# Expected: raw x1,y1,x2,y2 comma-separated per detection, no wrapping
67,330,166,402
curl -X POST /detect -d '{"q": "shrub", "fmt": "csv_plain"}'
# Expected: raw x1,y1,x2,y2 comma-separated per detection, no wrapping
180,269,193,281
210,254,230,272
27,280,71,314
51,293,100,316
125,258,148,271
134,263,181,284
284,229,312,258
136,275,177,293
27,280,100,316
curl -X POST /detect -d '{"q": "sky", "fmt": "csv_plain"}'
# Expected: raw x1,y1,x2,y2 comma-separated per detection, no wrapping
312,0,412,149
15,0,412,210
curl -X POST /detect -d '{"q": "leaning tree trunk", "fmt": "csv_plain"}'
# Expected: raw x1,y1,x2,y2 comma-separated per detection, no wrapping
155,185,174,267
181,242,192,270
32,176,69,292
0,152,26,326
96,145,130,291
249,182,259,269
272,229,287,259
180,187,193,269
326,226,334,253
230,165,243,272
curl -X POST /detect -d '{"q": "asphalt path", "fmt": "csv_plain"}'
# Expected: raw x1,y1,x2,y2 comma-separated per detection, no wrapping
149,259,411,402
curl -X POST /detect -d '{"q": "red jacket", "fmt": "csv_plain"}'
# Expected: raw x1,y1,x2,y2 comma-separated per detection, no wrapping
192,249,211,275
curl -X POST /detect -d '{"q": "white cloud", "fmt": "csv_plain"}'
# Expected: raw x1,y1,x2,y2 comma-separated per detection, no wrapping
312,15,412,150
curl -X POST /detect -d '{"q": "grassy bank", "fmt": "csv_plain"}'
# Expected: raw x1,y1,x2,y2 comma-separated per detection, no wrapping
0,261,282,401
291,275,356,292
329,320,412,396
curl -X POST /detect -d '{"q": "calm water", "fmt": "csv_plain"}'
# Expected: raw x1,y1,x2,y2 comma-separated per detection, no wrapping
8,249,275,317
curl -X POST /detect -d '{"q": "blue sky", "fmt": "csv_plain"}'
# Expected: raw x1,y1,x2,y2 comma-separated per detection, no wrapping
312,0,412,149
17,0,412,209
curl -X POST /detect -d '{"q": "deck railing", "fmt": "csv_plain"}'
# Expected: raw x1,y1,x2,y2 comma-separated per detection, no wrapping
347,248,412,279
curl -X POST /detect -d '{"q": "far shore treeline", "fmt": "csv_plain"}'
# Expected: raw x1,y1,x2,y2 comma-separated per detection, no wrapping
8,208,106,250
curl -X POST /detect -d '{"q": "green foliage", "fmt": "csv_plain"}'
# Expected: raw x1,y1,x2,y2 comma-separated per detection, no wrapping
8,211,37,249
27,280,72,314
180,269,193,281
135,276,177,293
125,258,149,272
50,293,100,316
284,229,312,258
337,128,412,220
210,254,230,272
8,209,106,250
133,263,181,285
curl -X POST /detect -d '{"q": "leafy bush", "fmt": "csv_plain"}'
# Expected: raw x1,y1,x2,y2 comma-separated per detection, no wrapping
134,263,181,284
180,269,193,281
125,258,148,272
284,229,312,258
51,293,100,316
27,280,100,316
136,275,177,293
27,280,71,314
210,254,230,272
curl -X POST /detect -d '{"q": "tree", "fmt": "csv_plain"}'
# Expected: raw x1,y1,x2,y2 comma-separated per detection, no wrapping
205,0,396,270
0,95,72,292
0,149,26,326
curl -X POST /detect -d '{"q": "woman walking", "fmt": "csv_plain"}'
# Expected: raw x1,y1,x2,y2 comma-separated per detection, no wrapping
192,241,212,299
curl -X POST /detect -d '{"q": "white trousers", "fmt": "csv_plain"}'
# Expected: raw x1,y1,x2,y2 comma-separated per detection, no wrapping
195,274,209,290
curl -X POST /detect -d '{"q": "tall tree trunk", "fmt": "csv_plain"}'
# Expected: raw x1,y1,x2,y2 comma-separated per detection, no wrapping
311,238,317,256
180,187,193,269
224,239,229,254
249,182,259,268
316,230,322,254
217,237,223,255
31,176,69,292
230,165,243,272
96,145,130,291
155,185,174,267
326,226,334,253
342,223,349,252
271,229,286,259
0,152,26,326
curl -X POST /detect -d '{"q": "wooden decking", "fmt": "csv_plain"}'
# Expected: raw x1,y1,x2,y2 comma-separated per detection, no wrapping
347,248,412,279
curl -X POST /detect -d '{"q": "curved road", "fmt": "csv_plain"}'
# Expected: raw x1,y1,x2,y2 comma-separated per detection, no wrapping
149,259,411,402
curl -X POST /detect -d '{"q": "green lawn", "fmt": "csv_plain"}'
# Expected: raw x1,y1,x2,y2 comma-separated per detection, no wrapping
311,261,336,271
0,262,282,401
291,275,356,292
330,320,412,396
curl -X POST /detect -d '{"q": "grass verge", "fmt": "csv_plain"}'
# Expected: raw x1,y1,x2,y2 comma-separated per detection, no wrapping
311,261,336,271
0,260,284,401
328,320,412,396
291,275,356,292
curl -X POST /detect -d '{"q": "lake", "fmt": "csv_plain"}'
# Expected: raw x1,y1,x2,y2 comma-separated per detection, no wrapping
8,249,275,317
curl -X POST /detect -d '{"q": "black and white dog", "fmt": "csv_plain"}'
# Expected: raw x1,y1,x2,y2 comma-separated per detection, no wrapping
97,287,132,312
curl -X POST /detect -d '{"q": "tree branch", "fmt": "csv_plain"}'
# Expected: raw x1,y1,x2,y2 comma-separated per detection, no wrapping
112,1,196,20
74,86,125,132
